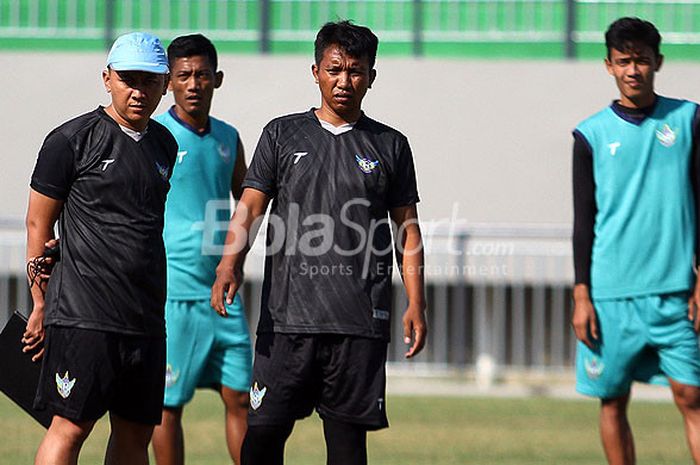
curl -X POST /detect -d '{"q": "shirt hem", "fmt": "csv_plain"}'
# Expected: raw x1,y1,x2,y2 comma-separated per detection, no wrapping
45,318,165,338
591,282,693,301
257,325,389,341
166,293,215,301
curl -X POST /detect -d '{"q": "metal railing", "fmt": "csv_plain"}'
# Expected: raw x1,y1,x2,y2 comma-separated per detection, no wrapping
1,1,700,58
0,217,575,375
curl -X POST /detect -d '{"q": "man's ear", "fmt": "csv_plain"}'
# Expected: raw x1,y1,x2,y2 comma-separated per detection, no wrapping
604,57,614,77
102,68,112,93
312,63,319,84
162,74,169,95
368,69,377,89
215,70,224,89
655,54,664,72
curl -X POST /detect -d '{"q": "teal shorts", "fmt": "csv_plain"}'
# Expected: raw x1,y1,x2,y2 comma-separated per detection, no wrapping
164,297,252,407
576,291,700,399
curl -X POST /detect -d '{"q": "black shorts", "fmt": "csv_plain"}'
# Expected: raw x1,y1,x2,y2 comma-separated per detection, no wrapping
34,326,166,425
248,333,388,430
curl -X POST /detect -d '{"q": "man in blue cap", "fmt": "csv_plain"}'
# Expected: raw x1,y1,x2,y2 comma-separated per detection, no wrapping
23,32,177,465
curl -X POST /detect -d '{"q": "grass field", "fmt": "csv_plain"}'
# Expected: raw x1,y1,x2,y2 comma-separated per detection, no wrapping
0,391,690,464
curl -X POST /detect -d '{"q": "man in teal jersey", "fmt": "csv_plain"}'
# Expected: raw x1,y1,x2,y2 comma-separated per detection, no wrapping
151,34,251,465
572,17,700,464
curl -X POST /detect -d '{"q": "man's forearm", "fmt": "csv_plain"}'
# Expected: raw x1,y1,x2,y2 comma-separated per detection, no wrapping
398,227,426,309
218,188,270,273
25,189,63,309
26,220,55,308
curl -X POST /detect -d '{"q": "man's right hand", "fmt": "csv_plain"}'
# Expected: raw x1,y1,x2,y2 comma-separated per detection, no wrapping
22,305,45,362
211,264,243,318
572,284,598,349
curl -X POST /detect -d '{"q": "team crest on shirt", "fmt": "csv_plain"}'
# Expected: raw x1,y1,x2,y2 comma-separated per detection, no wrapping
656,124,678,147
355,154,379,174
165,364,180,388
217,143,231,163
55,371,76,399
250,382,267,410
155,161,169,181
584,356,605,380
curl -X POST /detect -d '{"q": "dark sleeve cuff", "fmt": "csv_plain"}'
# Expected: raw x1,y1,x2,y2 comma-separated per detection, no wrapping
388,196,421,209
30,179,68,201
241,180,276,198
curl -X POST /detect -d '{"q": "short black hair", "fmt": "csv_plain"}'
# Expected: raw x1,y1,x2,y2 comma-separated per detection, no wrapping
314,20,378,69
605,17,661,59
167,33,218,71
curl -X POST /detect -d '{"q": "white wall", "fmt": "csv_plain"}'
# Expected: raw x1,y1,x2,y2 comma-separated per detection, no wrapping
3,52,700,225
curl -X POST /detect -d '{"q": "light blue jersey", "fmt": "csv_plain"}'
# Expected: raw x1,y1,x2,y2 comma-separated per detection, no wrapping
576,96,697,300
155,107,240,300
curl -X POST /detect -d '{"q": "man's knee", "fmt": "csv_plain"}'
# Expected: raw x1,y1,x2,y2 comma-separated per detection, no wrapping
671,382,700,413
241,424,294,465
600,395,630,418
109,414,155,449
47,415,95,447
244,424,292,445
221,387,249,413
323,419,368,465
159,406,184,427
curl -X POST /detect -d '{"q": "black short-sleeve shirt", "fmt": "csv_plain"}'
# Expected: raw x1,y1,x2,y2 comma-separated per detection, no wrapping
30,107,177,336
242,109,420,340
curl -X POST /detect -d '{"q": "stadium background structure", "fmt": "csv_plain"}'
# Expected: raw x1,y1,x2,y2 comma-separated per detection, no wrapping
3,0,700,59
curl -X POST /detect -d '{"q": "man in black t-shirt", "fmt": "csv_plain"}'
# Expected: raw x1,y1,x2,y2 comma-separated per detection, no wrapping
23,32,176,465
211,21,427,465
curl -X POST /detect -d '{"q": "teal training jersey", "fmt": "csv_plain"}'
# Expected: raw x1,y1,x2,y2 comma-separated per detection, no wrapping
155,107,239,300
575,96,697,300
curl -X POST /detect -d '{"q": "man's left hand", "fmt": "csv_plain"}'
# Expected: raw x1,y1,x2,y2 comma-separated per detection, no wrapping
402,304,427,358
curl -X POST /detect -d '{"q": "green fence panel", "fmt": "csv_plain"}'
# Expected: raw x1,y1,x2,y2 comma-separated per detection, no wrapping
0,0,699,59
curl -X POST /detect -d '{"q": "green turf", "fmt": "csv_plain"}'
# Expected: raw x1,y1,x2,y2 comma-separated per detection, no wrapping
0,391,689,464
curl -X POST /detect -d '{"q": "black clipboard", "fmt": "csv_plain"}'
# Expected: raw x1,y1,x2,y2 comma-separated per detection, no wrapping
0,311,53,428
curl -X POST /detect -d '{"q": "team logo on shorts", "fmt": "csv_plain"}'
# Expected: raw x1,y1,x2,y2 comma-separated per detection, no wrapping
250,382,267,410
217,144,231,163
656,124,677,147
155,161,169,181
55,371,76,399
355,154,379,174
584,356,605,380
165,364,180,388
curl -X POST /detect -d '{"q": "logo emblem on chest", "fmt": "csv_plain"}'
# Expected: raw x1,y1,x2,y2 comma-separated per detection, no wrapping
607,142,620,156
100,159,116,171
155,161,169,181
355,154,379,174
656,124,677,147
217,144,231,163
293,152,308,165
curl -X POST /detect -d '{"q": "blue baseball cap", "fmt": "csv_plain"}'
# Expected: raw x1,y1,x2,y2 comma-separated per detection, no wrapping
106,32,169,74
